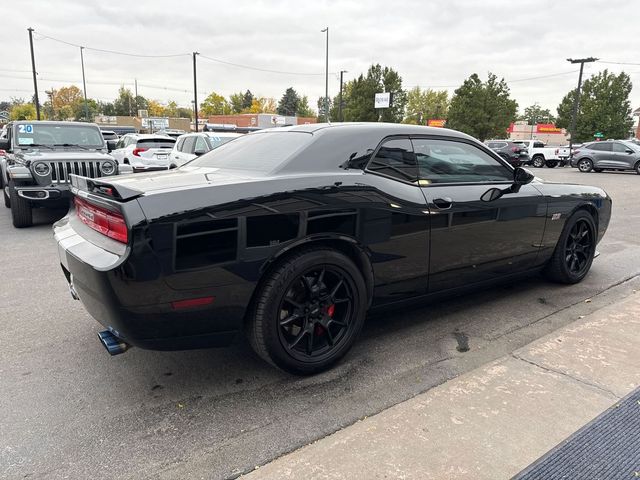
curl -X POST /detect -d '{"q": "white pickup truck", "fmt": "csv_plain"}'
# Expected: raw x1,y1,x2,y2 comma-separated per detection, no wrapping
513,140,569,168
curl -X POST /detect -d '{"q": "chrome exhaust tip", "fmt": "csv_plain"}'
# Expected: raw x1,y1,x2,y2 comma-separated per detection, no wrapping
97,330,130,356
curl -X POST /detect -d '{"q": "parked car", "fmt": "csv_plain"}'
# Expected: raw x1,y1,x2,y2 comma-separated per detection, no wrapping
101,130,119,152
169,132,243,167
109,133,176,172
0,121,132,227
103,126,136,136
512,140,567,168
485,140,529,166
571,140,640,174
155,129,186,139
55,123,611,374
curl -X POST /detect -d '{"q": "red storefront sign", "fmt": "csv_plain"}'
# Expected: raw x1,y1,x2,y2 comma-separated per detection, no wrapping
427,119,446,127
536,123,562,134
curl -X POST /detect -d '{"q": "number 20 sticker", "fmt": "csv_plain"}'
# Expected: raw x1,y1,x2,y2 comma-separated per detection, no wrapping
18,125,34,134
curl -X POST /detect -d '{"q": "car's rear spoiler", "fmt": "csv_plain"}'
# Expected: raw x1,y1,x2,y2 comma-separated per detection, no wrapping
70,174,143,201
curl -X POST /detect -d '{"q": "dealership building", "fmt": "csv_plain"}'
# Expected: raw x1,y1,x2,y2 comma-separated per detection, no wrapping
205,113,316,129
507,121,569,145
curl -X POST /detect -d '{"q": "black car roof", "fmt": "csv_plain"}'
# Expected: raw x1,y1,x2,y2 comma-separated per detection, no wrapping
272,122,473,140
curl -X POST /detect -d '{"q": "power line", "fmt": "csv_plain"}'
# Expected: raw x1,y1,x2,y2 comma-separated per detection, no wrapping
406,70,580,90
198,54,328,76
598,60,640,66
33,31,190,59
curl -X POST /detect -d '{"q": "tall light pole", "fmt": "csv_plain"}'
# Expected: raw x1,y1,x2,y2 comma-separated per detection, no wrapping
193,52,199,131
321,27,329,122
27,27,41,120
567,57,598,156
80,46,89,121
339,70,347,122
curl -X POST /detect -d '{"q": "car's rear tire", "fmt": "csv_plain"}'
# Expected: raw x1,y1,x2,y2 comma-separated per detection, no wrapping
635,161,640,175
544,210,596,284
247,247,367,375
532,155,545,168
577,158,593,172
546,160,558,168
9,182,33,228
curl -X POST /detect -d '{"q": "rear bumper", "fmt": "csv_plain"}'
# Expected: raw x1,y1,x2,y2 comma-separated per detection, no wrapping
54,214,251,351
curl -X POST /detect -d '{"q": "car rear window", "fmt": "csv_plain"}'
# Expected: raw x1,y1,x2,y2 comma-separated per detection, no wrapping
189,131,313,172
136,138,175,148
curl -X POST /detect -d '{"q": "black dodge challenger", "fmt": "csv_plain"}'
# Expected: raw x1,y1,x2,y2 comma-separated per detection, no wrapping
54,123,611,374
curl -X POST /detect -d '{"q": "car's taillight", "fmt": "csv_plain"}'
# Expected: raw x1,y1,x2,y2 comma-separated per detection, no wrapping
0,149,6,156
132,148,148,157
511,146,519,152
74,197,128,243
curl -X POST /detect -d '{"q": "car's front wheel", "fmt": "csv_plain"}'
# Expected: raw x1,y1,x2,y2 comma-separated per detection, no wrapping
9,183,33,228
247,248,367,375
577,158,593,172
635,161,640,175
544,210,596,284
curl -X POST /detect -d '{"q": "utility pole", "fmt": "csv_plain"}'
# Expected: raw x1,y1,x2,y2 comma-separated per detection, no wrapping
134,78,138,101
80,46,89,121
567,57,598,156
27,27,41,120
193,52,199,131
339,70,347,122
321,27,329,122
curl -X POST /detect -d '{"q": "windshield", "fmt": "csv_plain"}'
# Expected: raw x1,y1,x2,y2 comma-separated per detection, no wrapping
15,123,104,147
189,131,313,172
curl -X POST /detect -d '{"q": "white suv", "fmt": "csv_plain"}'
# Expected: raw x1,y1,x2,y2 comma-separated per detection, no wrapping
110,134,176,172
169,132,242,168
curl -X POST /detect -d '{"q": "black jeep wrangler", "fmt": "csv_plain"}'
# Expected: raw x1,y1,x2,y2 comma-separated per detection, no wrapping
0,121,132,227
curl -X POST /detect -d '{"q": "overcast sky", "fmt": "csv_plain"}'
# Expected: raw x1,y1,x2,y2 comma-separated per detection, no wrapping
3,0,639,117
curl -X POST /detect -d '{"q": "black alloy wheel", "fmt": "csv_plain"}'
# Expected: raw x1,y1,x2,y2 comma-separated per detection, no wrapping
247,248,367,374
564,220,594,278
545,210,596,284
277,266,353,362
635,161,640,175
577,158,593,172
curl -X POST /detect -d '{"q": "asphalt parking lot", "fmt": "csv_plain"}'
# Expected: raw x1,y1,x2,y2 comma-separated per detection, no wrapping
2,167,640,480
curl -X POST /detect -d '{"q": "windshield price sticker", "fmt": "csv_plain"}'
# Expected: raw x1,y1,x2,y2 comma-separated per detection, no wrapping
18,124,34,134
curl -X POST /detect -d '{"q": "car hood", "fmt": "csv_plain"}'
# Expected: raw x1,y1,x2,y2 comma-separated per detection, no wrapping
16,150,115,162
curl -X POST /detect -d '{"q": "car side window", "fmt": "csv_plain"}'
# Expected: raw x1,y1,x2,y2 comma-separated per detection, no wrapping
115,137,125,149
176,137,185,152
588,142,611,152
366,138,418,183
412,138,513,184
195,136,208,152
612,142,628,153
183,136,196,154
533,141,545,148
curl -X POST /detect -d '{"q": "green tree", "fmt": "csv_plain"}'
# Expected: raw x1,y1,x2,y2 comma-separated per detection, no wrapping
9,103,37,120
97,100,116,116
242,90,254,110
72,98,99,121
446,72,517,141
200,92,230,116
341,64,407,123
519,104,555,125
277,87,301,115
113,86,136,116
297,95,315,117
556,70,633,142
403,87,449,124
229,92,244,113
317,96,332,122
176,107,193,119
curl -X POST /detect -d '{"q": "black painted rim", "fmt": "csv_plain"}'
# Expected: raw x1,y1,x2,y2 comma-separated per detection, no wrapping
565,219,594,276
277,265,355,362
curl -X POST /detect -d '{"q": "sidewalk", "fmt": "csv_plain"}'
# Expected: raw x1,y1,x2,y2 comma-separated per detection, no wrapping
244,291,640,480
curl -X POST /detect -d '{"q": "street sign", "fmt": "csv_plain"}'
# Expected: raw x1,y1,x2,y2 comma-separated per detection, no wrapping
374,92,391,109
594,132,604,138
427,119,446,128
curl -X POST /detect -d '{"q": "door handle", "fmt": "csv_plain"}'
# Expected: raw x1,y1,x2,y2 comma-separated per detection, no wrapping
433,197,453,210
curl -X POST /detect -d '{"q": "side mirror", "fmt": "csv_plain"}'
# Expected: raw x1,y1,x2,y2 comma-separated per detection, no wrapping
481,188,504,202
194,147,207,157
0,138,10,151
106,140,117,152
513,166,535,186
